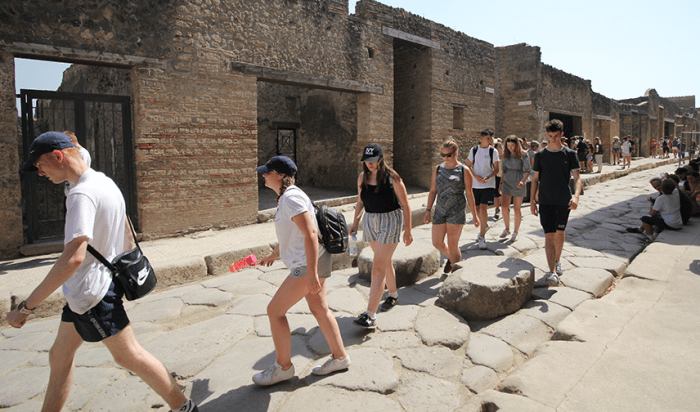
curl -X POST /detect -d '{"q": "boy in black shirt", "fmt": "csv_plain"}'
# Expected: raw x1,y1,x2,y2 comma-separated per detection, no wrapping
531,120,582,286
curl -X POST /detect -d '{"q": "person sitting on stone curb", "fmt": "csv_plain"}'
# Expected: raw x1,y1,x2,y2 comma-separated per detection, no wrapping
667,174,694,225
7,132,199,412
350,143,413,328
530,119,582,286
499,135,531,242
627,177,663,234
466,129,500,250
639,178,683,242
253,156,350,386
424,138,479,277
685,171,700,215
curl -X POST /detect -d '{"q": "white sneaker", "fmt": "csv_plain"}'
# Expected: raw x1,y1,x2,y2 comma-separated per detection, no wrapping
510,232,518,242
252,361,295,386
478,237,487,250
545,272,560,286
500,229,510,238
555,261,563,276
312,356,351,375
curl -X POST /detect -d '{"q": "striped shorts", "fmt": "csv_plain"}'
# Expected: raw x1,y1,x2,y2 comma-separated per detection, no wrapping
362,208,403,244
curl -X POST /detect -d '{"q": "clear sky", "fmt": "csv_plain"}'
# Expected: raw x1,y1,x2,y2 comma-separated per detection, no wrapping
14,0,700,108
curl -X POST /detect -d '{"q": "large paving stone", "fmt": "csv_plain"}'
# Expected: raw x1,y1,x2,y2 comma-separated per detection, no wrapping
395,346,464,379
254,313,319,337
465,333,514,372
459,389,556,412
414,305,470,349
65,367,125,411
310,347,399,394
227,294,272,316
567,256,627,276
358,240,439,287
361,331,424,350
0,367,50,408
480,314,552,356
326,287,366,315
396,371,467,412
144,314,253,378
181,288,233,307
127,297,183,323
375,304,419,331
278,386,402,412
561,267,613,297
0,351,36,378
438,256,534,321
201,270,273,296
518,299,572,328
308,314,373,354
460,365,499,393
85,374,163,411
531,286,592,311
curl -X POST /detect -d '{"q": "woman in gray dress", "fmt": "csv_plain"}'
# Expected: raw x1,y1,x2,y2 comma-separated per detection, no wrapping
499,135,531,241
424,139,479,274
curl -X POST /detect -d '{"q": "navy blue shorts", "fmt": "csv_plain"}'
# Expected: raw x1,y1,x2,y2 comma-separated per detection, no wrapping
61,281,130,342
539,204,571,234
473,188,495,206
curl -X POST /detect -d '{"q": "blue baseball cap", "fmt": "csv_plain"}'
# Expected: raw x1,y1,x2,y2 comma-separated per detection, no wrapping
256,156,297,177
20,131,76,173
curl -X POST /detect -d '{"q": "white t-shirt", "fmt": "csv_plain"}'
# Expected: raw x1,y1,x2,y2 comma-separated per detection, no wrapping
64,168,126,314
65,148,93,195
621,141,632,155
652,189,682,229
275,186,325,269
468,146,500,189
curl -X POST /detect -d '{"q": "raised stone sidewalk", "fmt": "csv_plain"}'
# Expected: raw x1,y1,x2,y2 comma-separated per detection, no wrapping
1,157,697,411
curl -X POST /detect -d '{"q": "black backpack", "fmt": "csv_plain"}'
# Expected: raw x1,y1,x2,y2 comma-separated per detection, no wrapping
313,202,349,254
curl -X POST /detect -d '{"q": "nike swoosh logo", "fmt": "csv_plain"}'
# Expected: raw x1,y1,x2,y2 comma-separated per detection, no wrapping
137,267,149,285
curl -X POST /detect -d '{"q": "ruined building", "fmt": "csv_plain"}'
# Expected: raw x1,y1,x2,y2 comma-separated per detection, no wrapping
1,0,698,258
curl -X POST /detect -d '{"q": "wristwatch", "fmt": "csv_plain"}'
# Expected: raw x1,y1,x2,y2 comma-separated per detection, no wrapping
17,300,35,315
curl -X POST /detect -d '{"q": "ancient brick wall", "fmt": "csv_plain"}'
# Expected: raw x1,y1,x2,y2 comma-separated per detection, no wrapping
0,53,22,258
496,44,540,143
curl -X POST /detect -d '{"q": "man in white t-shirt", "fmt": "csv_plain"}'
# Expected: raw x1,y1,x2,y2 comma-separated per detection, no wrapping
8,132,198,412
621,136,633,169
466,129,500,250
62,130,92,195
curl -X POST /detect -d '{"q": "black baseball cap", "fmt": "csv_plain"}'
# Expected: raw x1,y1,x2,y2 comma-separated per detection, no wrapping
255,156,297,177
20,131,76,173
361,142,383,163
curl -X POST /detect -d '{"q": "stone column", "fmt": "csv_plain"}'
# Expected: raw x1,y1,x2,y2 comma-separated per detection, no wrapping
0,52,23,258
357,92,393,168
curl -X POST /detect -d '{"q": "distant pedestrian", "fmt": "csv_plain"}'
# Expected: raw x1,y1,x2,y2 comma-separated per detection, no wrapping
498,135,531,242
8,132,199,412
466,129,500,250
253,156,350,385
612,136,621,165
576,136,588,172
350,143,413,328
621,136,633,169
593,137,604,173
662,138,670,158
530,120,582,286
493,138,503,221
424,139,479,275
672,138,680,158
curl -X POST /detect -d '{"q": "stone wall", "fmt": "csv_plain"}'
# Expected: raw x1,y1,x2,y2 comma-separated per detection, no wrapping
496,44,540,142
0,53,22,258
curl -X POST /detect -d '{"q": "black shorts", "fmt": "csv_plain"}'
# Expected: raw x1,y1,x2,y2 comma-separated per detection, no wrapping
473,188,495,206
539,204,571,234
494,176,501,198
61,281,130,342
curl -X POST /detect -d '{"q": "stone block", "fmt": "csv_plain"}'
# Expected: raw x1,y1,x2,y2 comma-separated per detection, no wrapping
358,240,439,287
152,256,208,288
437,256,534,321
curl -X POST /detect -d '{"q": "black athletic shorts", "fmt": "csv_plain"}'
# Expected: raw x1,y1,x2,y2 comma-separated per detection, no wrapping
61,281,130,342
538,204,571,234
473,188,495,206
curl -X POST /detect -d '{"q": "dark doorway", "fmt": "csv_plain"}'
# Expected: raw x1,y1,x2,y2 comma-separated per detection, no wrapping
548,112,583,138
19,89,134,243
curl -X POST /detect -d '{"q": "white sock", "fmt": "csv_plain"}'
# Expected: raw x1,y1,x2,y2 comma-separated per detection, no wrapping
365,310,376,319
389,291,398,299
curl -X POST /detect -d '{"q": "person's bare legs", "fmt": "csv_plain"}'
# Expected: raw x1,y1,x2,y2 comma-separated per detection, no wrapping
42,321,83,412
432,223,463,265
477,204,488,238
367,241,399,313
501,194,512,232
267,275,311,370
305,281,347,360
512,196,524,234
103,324,187,410
544,230,566,273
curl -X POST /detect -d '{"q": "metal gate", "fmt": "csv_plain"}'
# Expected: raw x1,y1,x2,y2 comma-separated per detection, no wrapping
19,89,135,244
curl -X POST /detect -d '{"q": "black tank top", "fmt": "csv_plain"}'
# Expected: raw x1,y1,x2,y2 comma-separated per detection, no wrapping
361,178,401,213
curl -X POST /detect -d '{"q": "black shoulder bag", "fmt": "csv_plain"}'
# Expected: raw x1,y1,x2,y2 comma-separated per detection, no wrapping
87,217,157,301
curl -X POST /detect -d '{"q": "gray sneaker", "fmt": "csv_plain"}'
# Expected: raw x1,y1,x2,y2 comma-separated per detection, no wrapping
545,272,560,286
555,261,563,276
312,356,351,375
478,237,487,250
252,361,295,386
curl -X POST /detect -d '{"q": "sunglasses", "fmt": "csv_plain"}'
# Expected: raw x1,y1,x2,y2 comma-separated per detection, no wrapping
440,151,455,158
